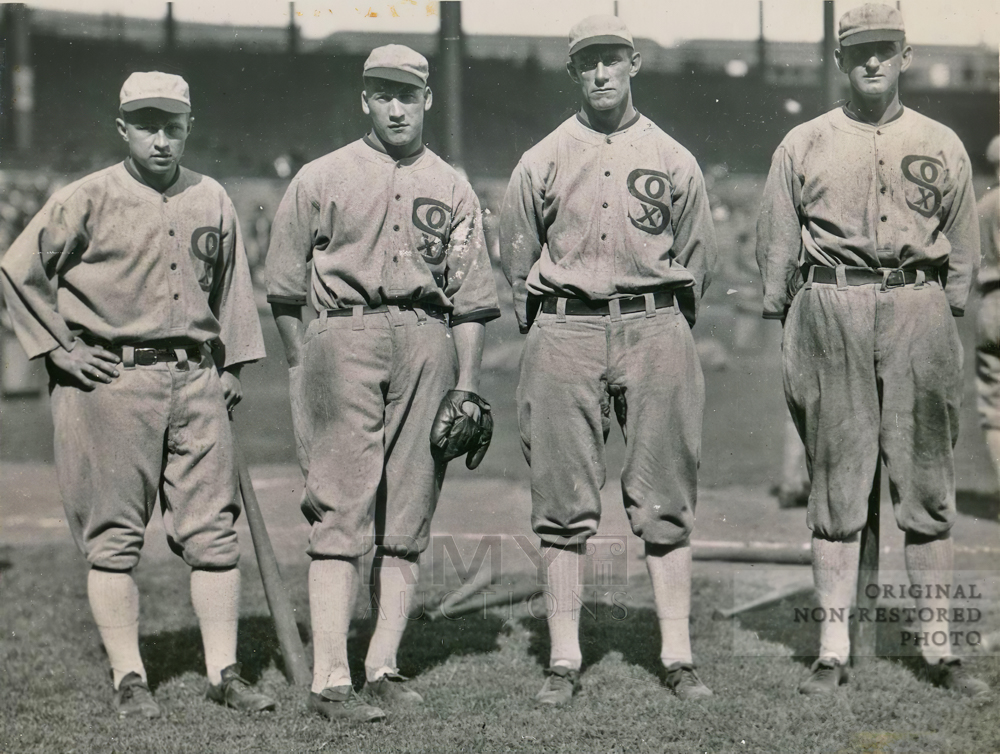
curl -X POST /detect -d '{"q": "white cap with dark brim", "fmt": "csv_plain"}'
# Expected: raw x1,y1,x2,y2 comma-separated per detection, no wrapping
363,44,429,88
568,15,634,56
120,71,191,113
838,3,906,47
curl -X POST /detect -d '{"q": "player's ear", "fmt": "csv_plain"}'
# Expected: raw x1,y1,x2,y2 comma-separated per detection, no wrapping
566,59,580,84
899,43,913,72
423,86,433,112
187,114,194,134
116,116,128,141
629,50,642,77
361,89,371,116
834,47,847,73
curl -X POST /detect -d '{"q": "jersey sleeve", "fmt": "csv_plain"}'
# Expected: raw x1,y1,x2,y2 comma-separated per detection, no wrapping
444,182,501,326
939,147,979,316
669,155,717,325
755,145,804,320
0,193,85,358
265,173,315,308
499,159,545,333
209,196,266,367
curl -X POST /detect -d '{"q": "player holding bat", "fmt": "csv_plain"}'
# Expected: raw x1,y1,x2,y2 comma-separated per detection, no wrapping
0,72,274,718
266,45,500,724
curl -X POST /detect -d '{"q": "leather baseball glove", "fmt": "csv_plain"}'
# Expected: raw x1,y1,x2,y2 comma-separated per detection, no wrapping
430,390,493,470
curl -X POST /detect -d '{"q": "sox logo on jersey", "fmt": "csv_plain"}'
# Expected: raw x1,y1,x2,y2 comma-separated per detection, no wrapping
901,155,943,218
191,226,221,291
627,168,671,235
412,198,452,264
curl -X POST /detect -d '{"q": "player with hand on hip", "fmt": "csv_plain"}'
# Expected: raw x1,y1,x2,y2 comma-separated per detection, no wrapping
499,15,718,706
756,5,990,698
266,45,500,724
0,72,274,718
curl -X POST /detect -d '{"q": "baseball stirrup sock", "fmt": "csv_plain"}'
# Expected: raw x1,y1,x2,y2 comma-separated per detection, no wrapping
904,534,954,665
646,543,694,666
365,556,418,681
309,558,359,692
545,544,584,670
812,535,859,664
87,569,146,689
190,567,240,685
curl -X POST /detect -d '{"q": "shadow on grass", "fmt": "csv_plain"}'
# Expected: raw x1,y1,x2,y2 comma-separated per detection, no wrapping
140,616,310,691
346,611,508,686
523,600,665,680
957,488,1000,520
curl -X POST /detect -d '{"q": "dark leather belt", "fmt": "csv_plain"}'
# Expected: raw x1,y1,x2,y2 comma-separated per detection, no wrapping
324,301,447,321
808,266,941,288
981,279,1000,294
540,290,675,316
80,336,202,366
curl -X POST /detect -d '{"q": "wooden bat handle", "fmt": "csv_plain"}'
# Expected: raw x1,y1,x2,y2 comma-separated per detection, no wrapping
231,421,311,687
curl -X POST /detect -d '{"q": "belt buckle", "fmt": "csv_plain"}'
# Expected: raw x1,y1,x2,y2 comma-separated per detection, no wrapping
134,348,158,366
884,269,906,289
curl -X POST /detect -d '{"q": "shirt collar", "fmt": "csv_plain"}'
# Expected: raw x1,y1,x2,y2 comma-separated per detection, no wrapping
362,131,426,166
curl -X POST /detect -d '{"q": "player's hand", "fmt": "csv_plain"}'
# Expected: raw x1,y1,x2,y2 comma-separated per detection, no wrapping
47,340,120,389
219,368,243,410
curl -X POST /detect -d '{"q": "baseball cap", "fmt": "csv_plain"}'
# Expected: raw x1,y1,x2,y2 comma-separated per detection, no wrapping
119,71,191,113
987,135,999,166
568,15,634,56
838,3,905,47
363,44,429,88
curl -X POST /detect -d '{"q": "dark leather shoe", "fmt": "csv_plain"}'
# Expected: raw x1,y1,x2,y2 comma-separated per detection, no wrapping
535,666,580,707
114,672,161,719
309,686,386,723
664,662,714,700
928,657,991,701
206,663,276,712
364,671,424,705
798,658,848,695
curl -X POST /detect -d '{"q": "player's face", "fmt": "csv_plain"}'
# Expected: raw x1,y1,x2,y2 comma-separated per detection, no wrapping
116,109,191,178
568,45,640,111
836,41,912,99
362,79,432,152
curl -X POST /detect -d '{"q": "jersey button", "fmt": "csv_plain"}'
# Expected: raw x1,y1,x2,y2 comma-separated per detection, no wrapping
880,187,887,194
605,171,610,177
601,233,607,240
170,263,177,270
163,197,168,203
395,194,401,200
393,224,400,231
602,202,608,208
169,230,175,236
173,293,179,300
880,215,887,222
878,160,884,165
605,137,612,144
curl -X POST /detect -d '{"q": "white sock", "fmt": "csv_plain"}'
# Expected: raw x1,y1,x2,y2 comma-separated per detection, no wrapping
812,535,859,665
365,555,418,681
646,543,693,666
544,544,584,670
905,534,954,665
985,429,1000,491
309,558,358,692
190,568,240,685
87,569,146,689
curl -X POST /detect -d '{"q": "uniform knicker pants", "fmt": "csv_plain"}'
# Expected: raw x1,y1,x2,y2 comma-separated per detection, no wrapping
976,288,1000,430
291,308,457,560
51,354,241,572
782,278,962,540
516,300,704,547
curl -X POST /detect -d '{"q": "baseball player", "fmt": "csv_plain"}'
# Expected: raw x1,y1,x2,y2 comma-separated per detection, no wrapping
0,72,275,717
977,135,1000,488
266,45,500,724
756,5,989,698
499,15,717,705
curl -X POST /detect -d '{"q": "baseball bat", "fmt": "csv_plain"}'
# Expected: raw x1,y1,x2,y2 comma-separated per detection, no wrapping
851,463,881,666
712,582,813,620
230,417,312,686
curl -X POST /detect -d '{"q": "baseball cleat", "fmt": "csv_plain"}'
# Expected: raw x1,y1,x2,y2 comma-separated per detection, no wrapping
206,663,276,712
364,671,424,705
309,686,387,724
798,658,848,695
664,662,714,700
928,658,991,701
114,672,161,719
534,665,580,707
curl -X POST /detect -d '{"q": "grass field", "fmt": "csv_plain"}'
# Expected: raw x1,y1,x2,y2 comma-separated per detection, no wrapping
2,541,999,754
